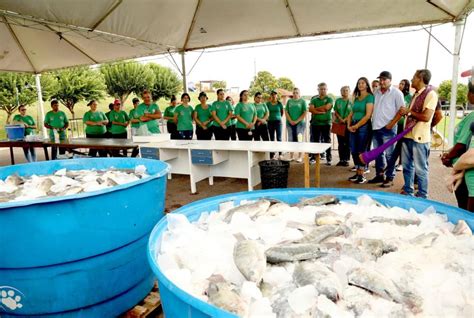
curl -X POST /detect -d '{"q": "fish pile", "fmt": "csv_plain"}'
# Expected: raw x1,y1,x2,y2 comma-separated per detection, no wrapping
157,195,474,318
0,165,149,202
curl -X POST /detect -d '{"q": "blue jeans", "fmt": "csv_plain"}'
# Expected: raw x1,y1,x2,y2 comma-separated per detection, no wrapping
268,120,282,142
373,127,397,179
22,146,36,162
349,122,369,170
286,122,305,142
401,138,430,198
179,130,193,140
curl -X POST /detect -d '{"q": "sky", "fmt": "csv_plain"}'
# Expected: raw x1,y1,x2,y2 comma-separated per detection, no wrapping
139,17,474,96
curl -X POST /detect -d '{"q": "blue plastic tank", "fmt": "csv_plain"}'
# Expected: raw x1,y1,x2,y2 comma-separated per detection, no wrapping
148,188,474,318
0,158,169,317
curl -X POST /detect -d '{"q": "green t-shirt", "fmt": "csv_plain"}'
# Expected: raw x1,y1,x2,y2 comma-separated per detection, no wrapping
254,103,269,120
466,135,474,197
352,94,375,122
452,112,474,164
129,108,141,128
234,102,256,129
164,105,177,120
83,110,107,135
105,111,112,132
210,100,232,127
13,114,35,135
136,103,161,134
310,96,333,125
266,101,283,121
174,104,194,131
398,94,413,125
285,98,307,124
109,110,129,135
195,104,213,127
333,98,351,124
44,110,68,129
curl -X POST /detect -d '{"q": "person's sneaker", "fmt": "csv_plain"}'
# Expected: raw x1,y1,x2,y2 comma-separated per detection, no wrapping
351,166,357,172
364,167,371,174
296,157,303,163
342,161,350,167
380,178,394,188
336,161,345,166
368,175,385,184
325,161,332,166
356,175,367,184
348,174,359,182
400,190,409,195
310,158,316,165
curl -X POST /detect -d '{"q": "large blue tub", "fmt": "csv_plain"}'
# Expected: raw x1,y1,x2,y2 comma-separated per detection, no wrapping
0,158,169,317
148,188,474,318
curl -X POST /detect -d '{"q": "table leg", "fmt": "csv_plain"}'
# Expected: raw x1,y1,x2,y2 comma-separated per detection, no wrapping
304,153,309,188
9,147,15,165
209,176,214,185
315,154,321,187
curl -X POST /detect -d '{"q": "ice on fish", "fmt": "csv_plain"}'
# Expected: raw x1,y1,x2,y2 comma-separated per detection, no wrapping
265,242,327,264
233,240,266,283
207,276,247,317
297,224,346,244
314,210,345,225
287,285,317,314
298,194,339,207
293,261,342,302
223,199,271,222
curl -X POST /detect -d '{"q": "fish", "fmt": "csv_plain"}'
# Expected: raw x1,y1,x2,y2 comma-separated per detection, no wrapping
293,261,342,302
452,220,472,236
265,242,327,264
266,202,291,216
357,238,398,258
314,210,345,225
233,240,266,283
39,178,55,193
207,275,247,317
297,195,339,207
369,216,421,226
297,224,346,244
5,174,24,186
409,233,439,247
223,199,271,222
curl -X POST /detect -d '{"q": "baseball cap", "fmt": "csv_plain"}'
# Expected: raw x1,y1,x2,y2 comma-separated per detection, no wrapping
113,99,121,105
270,90,278,95
377,71,392,80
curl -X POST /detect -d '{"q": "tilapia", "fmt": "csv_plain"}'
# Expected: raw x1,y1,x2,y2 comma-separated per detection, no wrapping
293,261,342,302
5,174,24,186
369,216,421,226
39,178,55,193
207,276,247,316
357,238,398,258
298,195,339,207
452,220,472,236
266,202,291,216
297,224,346,244
266,242,327,264
233,240,266,283
223,199,271,222
315,210,345,225
409,233,439,247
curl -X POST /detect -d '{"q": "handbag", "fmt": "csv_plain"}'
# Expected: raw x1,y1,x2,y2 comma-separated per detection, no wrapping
331,122,346,136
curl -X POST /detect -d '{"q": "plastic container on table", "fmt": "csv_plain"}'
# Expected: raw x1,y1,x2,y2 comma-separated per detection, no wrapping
148,188,474,318
6,124,25,140
0,158,169,317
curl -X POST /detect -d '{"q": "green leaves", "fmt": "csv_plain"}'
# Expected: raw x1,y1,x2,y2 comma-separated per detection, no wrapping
148,63,182,102
249,71,295,100
437,80,468,106
0,72,37,123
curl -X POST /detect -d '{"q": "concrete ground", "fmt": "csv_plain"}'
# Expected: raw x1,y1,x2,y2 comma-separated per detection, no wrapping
0,146,458,212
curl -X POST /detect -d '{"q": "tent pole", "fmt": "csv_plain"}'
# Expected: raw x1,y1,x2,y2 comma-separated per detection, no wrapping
35,74,47,138
448,19,464,147
424,25,432,68
181,51,187,93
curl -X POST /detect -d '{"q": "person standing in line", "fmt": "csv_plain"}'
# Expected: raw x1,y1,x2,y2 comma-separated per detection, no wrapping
129,97,141,137
13,105,37,162
109,99,129,156
333,86,352,167
211,89,233,140
226,96,238,140
105,103,114,138
391,79,412,172
266,90,284,159
399,69,438,198
163,95,180,139
368,71,405,188
253,92,270,141
136,90,162,135
83,100,108,157
285,87,307,162
173,93,194,140
347,78,374,184
371,80,380,92
234,90,257,141
309,82,334,165
194,92,213,140
44,100,69,160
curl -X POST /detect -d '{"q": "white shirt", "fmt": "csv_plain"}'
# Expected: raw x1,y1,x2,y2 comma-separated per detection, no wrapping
372,86,405,130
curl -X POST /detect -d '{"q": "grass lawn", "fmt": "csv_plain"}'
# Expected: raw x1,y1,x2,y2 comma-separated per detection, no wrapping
435,116,462,138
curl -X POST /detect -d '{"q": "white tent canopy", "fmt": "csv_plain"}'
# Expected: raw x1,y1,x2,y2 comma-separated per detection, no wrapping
0,0,473,73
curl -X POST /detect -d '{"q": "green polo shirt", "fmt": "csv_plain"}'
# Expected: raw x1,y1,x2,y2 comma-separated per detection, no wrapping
174,104,194,131
333,98,351,124
466,135,474,197
254,103,269,120
109,110,129,135
83,110,107,135
234,102,256,129
195,104,213,127
129,108,141,128
44,110,68,129
136,103,161,134
210,100,232,127
13,114,35,135
266,101,283,121
310,96,333,125
352,94,374,122
285,98,307,124
164,105,176,120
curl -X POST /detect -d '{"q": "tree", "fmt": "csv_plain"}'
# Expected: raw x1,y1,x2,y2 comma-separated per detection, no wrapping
39,73,59,102
0,72,37,123
147,63,182,102
212,80,227,90
52,67,105,118
101,62,155,106
277,77,295,91
437,80,468,106
249,71,278,99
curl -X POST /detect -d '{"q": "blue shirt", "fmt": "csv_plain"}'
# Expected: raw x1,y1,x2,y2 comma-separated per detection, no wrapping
372,86,405,130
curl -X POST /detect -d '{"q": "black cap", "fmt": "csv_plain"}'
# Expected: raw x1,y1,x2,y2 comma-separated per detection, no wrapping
377,71,392,80
270,90,278,95
198,91,208,99
132,97,139,104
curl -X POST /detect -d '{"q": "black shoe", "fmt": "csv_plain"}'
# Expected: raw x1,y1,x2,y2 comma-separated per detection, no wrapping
356,175,367,184
326,161,332,166
342,161,350,167
368,175,385,184
348,174,359,182
380,178,394,188
350,166,357,172
336,161,345,166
